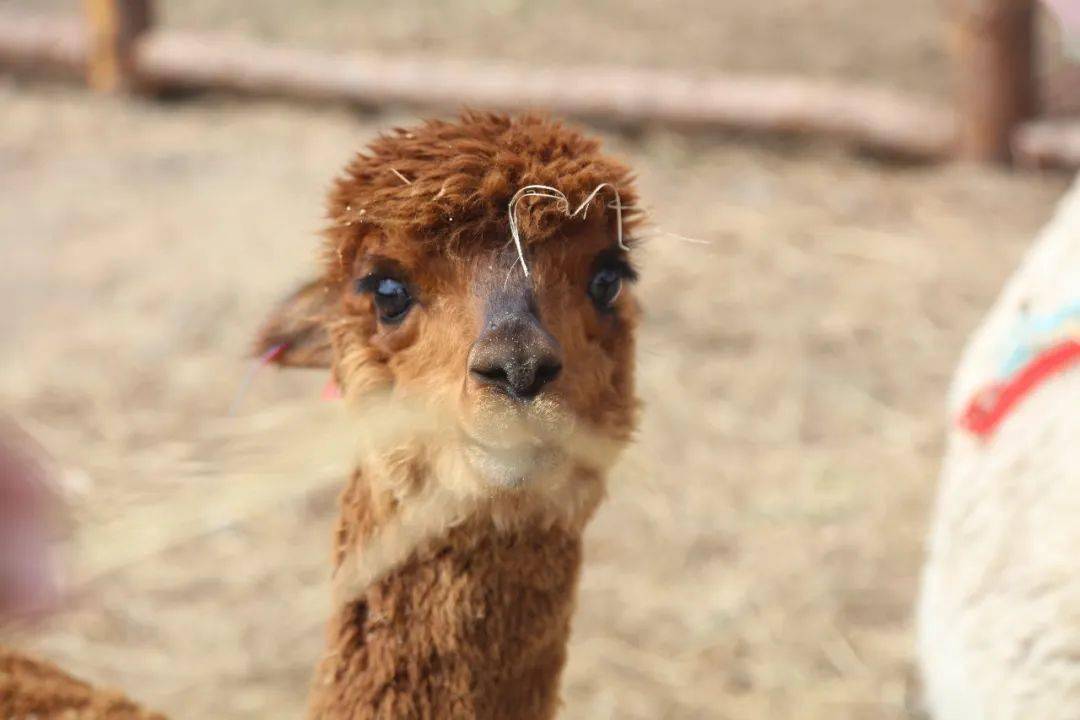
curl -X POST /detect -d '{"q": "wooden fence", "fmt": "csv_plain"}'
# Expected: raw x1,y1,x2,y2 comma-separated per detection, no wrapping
0,0,1077,167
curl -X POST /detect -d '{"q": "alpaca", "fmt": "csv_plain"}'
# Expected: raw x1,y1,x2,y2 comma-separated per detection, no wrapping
258,111,643,719
1,112,644,719
917,176,1080,720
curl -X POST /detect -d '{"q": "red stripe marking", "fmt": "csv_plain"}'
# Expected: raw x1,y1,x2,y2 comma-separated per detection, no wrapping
960,339,1080,438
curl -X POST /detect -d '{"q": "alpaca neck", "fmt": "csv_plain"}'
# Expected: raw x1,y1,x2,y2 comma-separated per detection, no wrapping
307,466,594,720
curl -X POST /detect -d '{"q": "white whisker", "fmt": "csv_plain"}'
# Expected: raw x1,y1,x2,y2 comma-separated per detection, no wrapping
644,229,713,246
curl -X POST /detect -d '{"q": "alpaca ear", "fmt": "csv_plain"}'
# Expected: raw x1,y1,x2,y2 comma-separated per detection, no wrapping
254,278,338,369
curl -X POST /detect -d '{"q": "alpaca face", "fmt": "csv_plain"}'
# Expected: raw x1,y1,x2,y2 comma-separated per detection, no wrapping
339,215,638,487
257,113,642,492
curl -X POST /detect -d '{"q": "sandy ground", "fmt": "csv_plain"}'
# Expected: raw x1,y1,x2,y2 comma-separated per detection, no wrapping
0,2,1075,718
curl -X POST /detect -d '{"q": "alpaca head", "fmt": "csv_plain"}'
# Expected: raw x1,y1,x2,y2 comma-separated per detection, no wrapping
258,113,643,512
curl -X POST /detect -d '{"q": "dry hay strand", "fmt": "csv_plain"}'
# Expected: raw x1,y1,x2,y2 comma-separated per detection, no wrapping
507,182,629,277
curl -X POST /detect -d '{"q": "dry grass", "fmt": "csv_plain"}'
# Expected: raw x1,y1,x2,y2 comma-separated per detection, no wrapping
0,2,1074,717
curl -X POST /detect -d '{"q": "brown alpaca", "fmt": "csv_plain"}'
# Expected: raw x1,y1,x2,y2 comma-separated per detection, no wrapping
264,112,643,719
1,112,643,719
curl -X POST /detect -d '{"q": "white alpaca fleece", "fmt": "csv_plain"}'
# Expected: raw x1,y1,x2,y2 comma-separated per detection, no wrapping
917,176,1080,720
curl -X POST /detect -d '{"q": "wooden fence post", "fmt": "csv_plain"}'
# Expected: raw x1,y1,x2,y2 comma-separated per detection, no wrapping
82,0,152,92
953,0,1037,163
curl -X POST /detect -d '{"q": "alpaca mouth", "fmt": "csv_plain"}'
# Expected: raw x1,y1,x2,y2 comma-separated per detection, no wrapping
462,435,563,488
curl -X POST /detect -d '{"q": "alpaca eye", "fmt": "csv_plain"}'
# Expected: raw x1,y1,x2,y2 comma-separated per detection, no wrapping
356,276,412,324
374,278,412,323
588,268,622,309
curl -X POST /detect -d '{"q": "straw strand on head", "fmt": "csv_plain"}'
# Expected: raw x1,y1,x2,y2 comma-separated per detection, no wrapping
506,183,631,279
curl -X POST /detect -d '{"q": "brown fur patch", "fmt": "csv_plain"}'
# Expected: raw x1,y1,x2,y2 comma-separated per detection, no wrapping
322,111,642,282
309,469,584,720
0,646,164,719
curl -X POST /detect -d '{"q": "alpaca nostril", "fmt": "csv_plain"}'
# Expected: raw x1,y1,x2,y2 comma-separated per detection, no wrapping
508,357,561,400
470,363,511,388
528,359,562,395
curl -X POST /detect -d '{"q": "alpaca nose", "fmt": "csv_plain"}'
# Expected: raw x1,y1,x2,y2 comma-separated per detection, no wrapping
469,315,563,401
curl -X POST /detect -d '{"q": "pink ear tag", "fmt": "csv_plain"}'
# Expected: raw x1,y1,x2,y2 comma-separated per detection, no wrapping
322,376,342,400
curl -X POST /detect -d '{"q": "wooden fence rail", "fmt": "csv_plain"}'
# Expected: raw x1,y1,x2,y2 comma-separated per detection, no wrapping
0,0,1077,168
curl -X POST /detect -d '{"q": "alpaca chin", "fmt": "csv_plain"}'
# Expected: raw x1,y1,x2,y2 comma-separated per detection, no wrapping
455,391,578,487
462,437,566,488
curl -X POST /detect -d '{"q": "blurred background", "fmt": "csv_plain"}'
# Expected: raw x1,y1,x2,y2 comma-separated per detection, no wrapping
0,1,1076,718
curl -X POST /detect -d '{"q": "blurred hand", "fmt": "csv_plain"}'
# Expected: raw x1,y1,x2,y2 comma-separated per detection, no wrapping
0,422,60,619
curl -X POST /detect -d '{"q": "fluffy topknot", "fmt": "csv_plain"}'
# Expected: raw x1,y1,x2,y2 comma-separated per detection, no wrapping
323,112,641,277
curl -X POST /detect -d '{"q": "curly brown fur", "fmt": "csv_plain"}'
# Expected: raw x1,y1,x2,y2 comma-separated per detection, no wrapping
308,469,588,720
0,646,164,720
321,110,642,283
